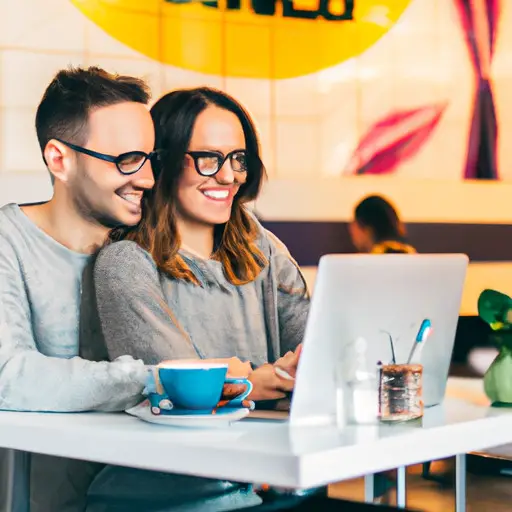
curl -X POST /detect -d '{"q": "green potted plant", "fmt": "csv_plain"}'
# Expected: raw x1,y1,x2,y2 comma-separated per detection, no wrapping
478,289,512,406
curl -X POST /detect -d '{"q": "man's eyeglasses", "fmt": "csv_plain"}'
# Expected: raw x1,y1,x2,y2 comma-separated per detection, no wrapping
55,139,159,175
186,150,248,177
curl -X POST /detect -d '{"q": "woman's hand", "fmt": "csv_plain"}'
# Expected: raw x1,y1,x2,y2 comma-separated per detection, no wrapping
245,345,303,401
224,357,252,378
273,344,302,379
247,364,295,401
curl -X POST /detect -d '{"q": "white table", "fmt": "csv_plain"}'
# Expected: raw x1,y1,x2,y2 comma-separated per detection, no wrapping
0,378,508,510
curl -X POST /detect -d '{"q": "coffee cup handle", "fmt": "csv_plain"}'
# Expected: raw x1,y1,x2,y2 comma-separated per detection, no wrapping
224,377,253,406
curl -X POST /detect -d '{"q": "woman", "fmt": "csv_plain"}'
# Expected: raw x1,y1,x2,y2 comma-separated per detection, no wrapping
89,86,308,391
348,195,416,254
80,87,310,511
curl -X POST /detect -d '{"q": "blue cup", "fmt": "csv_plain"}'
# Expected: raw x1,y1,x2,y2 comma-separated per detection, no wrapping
150,363,252,415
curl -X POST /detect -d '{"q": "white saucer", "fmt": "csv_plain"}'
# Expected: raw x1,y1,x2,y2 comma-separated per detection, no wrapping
126,401,250,428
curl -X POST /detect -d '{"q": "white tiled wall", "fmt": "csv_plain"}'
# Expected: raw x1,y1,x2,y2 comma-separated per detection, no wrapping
0,0,87,52
2,0,512,207
1,108,42,173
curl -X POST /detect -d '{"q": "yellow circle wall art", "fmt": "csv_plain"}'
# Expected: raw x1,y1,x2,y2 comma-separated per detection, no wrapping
71,0,412,79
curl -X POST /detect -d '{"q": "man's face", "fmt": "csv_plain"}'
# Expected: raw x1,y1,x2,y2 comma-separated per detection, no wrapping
65,101,156,228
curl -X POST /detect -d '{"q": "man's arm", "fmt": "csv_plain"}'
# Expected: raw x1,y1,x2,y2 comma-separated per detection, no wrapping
0,240,147,412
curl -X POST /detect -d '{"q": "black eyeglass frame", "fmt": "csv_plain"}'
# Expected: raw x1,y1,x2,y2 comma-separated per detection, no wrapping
185,149,248,177
55,138,160,175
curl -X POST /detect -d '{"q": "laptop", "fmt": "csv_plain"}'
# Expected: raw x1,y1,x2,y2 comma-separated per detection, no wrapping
254,254,469,426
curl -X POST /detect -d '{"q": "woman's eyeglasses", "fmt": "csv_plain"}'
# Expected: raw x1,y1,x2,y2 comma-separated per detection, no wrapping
186,150,247,177
55,138,160,175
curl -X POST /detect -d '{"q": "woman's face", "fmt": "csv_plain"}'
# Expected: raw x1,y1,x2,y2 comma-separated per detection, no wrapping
176,105,247,227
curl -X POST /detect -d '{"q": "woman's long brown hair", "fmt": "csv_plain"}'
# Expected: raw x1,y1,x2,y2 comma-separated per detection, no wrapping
110,87,268,286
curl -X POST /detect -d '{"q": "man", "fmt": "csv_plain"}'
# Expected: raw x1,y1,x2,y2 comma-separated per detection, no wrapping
1,68,155,413
0,65,157,511
0,66,297,511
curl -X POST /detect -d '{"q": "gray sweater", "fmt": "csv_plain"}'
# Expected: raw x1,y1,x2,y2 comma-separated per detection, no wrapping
81,218,309,367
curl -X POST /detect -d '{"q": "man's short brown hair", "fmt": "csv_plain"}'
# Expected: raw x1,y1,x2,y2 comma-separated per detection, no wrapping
35,66,151,162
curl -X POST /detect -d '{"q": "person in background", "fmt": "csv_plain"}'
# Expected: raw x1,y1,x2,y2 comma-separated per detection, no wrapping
348,194,416,254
